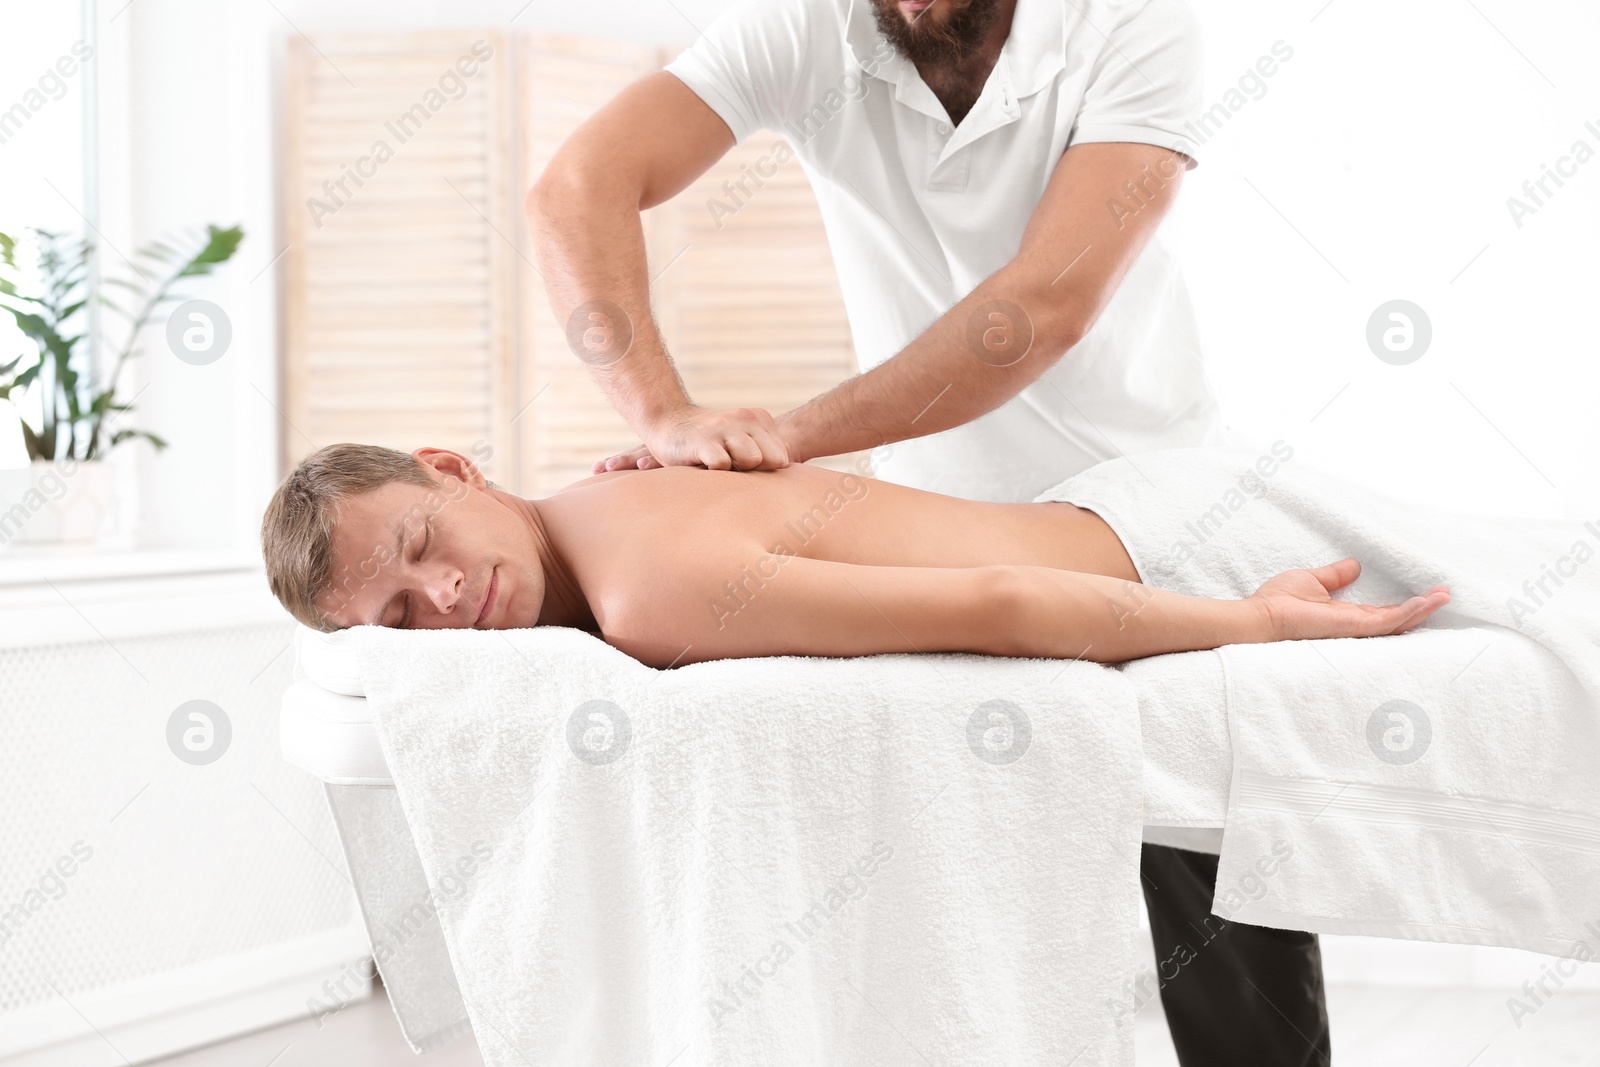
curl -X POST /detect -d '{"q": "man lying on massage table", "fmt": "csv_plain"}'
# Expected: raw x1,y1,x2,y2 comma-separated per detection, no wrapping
260,441,1450,666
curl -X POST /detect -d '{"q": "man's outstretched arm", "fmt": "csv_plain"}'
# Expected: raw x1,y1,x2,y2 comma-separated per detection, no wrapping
528,71,795,473
602,554,1451,670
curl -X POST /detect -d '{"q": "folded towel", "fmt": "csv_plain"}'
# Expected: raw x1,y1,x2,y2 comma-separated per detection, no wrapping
1117,650,1231,832
349,625,1147,1066
1036,442,1600,954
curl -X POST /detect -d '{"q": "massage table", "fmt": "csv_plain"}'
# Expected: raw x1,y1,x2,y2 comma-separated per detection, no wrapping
279,622,1232,1054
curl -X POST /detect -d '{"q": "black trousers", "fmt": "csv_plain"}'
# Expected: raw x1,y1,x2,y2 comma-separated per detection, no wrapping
1139,843,1331,1067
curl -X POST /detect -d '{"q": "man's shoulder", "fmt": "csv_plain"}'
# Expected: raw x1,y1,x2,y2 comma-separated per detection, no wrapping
699,0,861,68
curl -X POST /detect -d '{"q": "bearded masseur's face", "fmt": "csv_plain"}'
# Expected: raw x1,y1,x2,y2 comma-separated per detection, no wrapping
869,0,1001,64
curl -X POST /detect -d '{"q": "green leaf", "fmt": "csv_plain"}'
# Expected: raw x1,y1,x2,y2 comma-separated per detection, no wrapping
19,419,43,461
0,281,45,303
96,295,134,320
177,224,245,277
3,306,50,337
110,428,167,450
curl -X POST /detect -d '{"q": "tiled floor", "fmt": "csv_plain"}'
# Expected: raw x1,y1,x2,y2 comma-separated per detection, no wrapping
149,981,1600,1066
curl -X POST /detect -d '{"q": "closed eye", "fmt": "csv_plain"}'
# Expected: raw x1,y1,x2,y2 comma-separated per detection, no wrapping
398,519,433,628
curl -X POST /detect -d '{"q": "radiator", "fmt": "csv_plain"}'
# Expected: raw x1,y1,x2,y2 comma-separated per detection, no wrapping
0,617,370,1065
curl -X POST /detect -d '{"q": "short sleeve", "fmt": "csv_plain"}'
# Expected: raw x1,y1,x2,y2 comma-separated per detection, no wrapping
1067,0,1205,169
662,0,815,145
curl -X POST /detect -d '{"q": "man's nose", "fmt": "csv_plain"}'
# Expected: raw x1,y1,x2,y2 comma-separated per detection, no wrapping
422,570,464,616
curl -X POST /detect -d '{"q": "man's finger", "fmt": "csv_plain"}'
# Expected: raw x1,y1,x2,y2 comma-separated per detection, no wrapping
696,439,734,470
721,431,765,470
746,425,791,469
1313,558,1361,592
597,444,650,472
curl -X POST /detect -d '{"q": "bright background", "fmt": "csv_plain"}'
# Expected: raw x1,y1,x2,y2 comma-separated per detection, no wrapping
2,0,1597,552
1168,0,1600,520
0,2,1596,1064
0,0,1592,837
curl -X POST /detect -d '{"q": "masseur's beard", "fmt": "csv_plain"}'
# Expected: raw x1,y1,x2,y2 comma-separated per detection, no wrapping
871,0,1001,66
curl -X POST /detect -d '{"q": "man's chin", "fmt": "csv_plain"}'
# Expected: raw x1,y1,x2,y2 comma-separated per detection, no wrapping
871,0,999,65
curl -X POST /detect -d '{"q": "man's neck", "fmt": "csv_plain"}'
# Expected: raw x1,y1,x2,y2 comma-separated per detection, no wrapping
911,0,1017,127
500,490,596,631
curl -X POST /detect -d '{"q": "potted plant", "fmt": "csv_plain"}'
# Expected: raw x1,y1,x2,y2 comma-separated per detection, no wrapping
0,224,243,547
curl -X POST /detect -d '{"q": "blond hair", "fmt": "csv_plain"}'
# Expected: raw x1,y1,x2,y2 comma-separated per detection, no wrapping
260,443,438,632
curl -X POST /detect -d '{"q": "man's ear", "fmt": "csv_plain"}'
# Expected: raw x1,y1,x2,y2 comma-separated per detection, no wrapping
412,447,488,488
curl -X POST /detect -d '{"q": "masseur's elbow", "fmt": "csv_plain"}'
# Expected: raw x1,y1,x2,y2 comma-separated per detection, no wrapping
527,144,622,236
526,161,579,233
983,268,1090,368
1026,292,1091,359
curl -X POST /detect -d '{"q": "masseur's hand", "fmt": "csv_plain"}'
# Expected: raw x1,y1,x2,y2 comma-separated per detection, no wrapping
593,404,793,473
1247,558,1451,642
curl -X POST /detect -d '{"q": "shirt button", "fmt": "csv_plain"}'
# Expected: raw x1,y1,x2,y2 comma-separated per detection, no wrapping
936,122,951,135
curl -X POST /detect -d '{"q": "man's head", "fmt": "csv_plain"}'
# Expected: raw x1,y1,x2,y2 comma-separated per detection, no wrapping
870,0,1002,65
260,443,543,632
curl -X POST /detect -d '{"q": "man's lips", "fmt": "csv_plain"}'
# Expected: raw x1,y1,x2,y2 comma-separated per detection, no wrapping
474,567,499,627
900,0,934,10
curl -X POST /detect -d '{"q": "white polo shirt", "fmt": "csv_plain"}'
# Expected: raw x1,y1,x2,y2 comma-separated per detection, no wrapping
665,0,1232,503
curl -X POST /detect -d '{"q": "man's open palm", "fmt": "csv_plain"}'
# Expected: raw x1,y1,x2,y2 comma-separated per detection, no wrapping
1248,558,1451,642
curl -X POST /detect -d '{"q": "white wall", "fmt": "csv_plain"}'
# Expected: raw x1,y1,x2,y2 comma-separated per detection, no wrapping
264,0,710,43
1169,0,1600,517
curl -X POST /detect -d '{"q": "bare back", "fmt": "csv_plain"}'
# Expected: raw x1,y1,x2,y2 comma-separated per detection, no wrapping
533,462,1140,648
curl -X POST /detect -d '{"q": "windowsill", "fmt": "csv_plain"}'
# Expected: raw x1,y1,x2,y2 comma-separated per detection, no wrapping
0,546,291,649
0,546,263,588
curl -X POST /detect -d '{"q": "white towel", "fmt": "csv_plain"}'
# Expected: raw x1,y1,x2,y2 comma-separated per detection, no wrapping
1117,651,1231,830
1036,443,1600,954
349,625,1147,1066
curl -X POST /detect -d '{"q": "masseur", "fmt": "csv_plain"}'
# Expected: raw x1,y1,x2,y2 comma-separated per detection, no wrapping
527,0,1329,1061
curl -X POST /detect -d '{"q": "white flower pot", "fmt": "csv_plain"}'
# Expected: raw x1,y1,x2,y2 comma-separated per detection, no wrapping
0,458,116,547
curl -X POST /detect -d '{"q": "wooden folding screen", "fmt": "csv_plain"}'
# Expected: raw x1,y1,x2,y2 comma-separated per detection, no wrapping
285,31,860,495
283,30,516,479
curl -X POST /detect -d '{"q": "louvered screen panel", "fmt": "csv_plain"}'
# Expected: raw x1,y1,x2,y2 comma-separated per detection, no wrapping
283,31,515,482
517,35,659,496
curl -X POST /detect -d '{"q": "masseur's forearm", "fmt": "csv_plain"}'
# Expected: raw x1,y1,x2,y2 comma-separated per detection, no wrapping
780,263,1084,461
780,143,1185,463
528,167,688,433
999,565,1268,663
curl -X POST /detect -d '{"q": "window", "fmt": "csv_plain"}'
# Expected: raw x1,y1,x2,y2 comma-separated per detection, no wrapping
0,1,97,468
